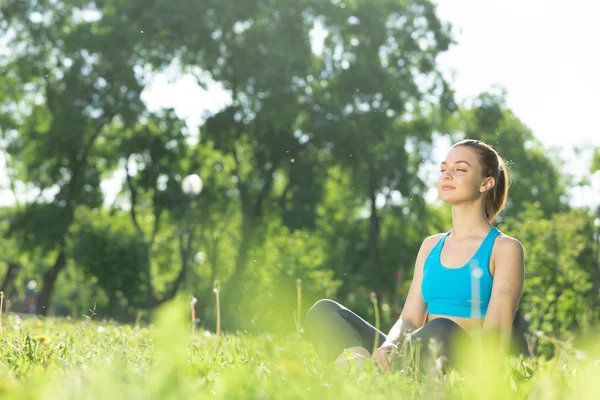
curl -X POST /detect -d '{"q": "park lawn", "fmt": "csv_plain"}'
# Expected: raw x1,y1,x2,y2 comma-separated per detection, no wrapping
1,299,600,400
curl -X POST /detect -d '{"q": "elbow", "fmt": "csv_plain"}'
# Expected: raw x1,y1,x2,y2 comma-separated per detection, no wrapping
400,315,424,332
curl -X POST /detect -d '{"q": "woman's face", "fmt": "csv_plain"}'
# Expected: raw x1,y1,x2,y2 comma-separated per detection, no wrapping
437,146,494,205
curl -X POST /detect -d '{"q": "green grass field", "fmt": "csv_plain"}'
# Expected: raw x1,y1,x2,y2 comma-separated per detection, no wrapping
1,299,600,400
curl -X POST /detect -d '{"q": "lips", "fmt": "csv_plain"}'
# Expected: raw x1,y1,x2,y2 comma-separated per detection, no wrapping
441,185,455,190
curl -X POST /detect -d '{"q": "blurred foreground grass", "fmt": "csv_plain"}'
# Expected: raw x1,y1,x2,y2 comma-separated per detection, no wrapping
1,298,600,400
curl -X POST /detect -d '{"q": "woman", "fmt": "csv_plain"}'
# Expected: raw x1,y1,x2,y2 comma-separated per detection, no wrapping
304,139,525,373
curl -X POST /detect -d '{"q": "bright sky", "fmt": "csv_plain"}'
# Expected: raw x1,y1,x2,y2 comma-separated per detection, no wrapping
437,0,600,148
1,0,599,208
434,0,600,207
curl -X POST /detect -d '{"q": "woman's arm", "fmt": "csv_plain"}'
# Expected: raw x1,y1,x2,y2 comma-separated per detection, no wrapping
383,235,441,346
373,235,438,372
482,236,525,352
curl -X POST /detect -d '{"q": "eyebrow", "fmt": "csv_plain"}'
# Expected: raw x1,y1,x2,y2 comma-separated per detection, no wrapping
440,160,472,166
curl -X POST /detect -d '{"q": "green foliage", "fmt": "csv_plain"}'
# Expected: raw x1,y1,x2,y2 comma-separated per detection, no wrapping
243,225,341,333
1,313,600,399
7,203,73,253
69,208,151,313
592,148,600,172
502,204,596,357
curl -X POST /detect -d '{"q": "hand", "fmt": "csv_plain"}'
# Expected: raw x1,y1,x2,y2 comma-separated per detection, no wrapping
333,346,371,371
372,342,398,373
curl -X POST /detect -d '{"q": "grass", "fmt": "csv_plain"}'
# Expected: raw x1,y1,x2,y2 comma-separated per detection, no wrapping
1,298,600,400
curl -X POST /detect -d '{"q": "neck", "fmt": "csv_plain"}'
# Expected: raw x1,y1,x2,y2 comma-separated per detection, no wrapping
450,202,491,239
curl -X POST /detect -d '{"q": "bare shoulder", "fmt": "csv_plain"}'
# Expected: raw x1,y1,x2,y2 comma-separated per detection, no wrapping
492,234,525,292
418,233,446,256
493,233,525,275
408,233,447,275
495,233,525,257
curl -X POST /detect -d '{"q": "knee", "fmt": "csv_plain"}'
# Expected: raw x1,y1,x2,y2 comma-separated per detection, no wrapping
306,299,341,316
304,299,341,324
412,318,464,344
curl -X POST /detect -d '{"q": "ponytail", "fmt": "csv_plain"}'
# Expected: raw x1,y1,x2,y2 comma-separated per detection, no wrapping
453,139,511,222
485,156,510,222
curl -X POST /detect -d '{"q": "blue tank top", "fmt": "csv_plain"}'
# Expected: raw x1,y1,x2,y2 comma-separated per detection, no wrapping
421,228,500,318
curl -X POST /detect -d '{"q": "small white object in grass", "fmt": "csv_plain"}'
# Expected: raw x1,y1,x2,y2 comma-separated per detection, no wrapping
194,251,206,265
203,331,211,338
182,174,203,195
27,280,37,290
97,326,106,333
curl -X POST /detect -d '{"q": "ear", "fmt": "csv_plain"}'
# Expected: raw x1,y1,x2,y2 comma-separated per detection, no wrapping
479,177,496,193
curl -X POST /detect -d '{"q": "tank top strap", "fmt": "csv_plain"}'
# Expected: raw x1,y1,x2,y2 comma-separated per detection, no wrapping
474,227,501,265
428,231,452,256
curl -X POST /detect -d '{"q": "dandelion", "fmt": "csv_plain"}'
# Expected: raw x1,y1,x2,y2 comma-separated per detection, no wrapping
0,291,4,335
213,281,220,337
34,334,51,345
295,279,303,336
190,296,198,336
369,292,380,356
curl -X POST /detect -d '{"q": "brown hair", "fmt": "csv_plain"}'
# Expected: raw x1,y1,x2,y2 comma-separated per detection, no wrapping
452,139,511,222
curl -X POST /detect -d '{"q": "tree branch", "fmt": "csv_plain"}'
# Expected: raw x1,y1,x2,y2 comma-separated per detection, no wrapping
149,226,194,308
125,155,144,236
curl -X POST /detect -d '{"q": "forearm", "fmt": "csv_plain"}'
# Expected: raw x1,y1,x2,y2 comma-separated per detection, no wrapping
480,322,511,355
383,317,418,346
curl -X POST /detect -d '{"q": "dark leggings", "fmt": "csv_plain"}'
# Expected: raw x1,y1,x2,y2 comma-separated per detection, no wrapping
304,299,471,370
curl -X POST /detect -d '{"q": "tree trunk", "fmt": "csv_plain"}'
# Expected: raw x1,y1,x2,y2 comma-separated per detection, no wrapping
0,261,20,299
368,163,382,286
368,191,380,257
224,222,253,299
591,217,600,323
219,219,255,328
37,244,67,316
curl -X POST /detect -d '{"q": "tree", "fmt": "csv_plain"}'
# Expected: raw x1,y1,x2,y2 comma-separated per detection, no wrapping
118,0,457,319
69,207,151,316
0,0,201,313
303,0,455,293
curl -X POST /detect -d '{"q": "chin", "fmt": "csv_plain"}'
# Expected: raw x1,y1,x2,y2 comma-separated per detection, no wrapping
438,190,465,206
438,190,454,204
